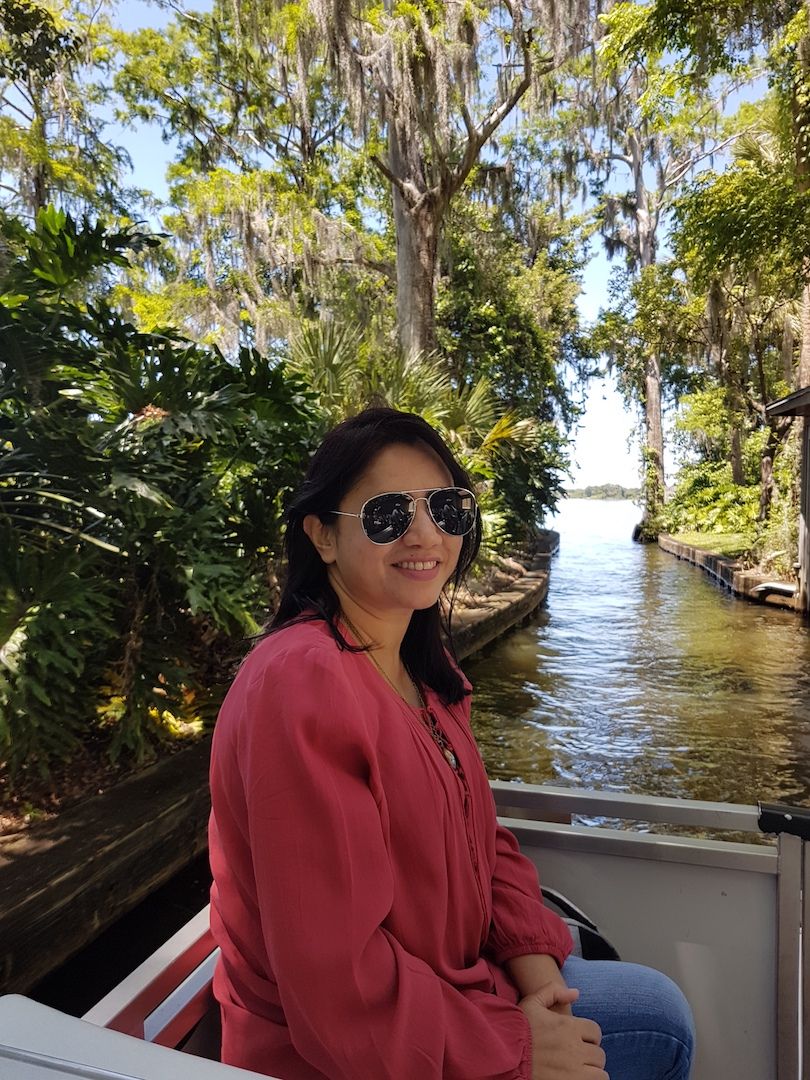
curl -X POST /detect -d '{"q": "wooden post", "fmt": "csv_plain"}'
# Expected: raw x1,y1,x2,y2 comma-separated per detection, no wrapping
800,417,810,614
765,388,810,616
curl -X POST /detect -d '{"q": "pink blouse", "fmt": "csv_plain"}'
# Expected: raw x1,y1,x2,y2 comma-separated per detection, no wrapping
209,617,572,1079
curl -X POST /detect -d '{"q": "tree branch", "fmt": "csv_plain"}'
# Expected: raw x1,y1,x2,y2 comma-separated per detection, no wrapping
310,252,396,281
312,121,345,152
1,95,34,123
369,153,410,200
662,129,751,191
448,31,547,199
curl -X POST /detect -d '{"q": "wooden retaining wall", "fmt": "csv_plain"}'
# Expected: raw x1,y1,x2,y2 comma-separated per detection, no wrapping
0,740,211,995
657,535,799,611
0,536,557,995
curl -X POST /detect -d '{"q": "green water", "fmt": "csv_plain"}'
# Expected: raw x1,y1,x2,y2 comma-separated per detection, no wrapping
464,499,810,809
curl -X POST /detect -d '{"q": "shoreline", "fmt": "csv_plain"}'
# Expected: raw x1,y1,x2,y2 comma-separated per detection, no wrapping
657,534,799,612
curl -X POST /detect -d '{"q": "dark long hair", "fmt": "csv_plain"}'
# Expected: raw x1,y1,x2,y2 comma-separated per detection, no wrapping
266,407,482,704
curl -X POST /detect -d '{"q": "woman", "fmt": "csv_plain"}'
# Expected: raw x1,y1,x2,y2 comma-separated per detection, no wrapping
208,407,694,1080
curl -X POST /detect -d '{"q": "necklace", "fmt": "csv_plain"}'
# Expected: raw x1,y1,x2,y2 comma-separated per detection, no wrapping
339,612,461,772
339,613,424,708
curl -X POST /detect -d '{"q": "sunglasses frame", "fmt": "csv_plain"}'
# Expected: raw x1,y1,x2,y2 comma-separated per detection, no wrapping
329,487,478,545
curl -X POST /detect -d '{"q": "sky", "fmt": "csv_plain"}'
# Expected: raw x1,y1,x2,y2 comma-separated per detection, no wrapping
570,260,641,489
107,0,657,491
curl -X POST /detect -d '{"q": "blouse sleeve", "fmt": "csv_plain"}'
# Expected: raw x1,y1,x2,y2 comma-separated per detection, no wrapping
484,821,573,969
449,655,573,970
241,643,532,1080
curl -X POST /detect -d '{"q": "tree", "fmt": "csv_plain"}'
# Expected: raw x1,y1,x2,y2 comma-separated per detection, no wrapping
308,0,593,357
570,28,751,533
670,98,807,518
114,2,393,353
600,0,810,382
0,0,132,216
437,197,584,422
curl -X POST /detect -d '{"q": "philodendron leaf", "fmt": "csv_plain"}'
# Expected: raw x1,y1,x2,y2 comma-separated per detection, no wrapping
108,471,174,508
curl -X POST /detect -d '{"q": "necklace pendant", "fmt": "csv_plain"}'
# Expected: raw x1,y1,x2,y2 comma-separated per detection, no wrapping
444,748,458,769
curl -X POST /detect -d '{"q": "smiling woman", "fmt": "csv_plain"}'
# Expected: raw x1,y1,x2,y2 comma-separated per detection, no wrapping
207,406,695,1080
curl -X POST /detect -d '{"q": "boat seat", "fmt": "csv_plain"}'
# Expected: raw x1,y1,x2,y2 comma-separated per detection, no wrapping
181,999,221,1060
0,994,267,1079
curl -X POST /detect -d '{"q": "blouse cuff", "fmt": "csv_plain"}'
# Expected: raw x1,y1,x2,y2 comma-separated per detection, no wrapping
490,934,572,970
518,1009,533,1080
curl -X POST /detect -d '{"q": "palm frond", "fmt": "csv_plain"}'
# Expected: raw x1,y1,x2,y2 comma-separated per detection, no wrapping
289,320,364,419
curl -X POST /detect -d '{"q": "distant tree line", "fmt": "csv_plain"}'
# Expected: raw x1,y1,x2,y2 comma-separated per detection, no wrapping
566,484,642,500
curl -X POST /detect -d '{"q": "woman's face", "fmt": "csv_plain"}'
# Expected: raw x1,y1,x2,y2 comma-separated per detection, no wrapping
308,441,466,618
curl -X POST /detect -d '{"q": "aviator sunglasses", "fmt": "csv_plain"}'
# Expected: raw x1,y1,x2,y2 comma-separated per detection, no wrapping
330,487,478,545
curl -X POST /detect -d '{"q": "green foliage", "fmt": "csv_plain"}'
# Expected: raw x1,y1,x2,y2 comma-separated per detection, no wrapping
1,208,323,776
590,263,704,408
437,200,582,424
661,461,761,534
673,386,735,464
0,0,81,80
486,425,571,536
673,160,810,288
599,0,796,76
754,423,800,575
669,530,755,557
111,1,390,351
0,0,131,217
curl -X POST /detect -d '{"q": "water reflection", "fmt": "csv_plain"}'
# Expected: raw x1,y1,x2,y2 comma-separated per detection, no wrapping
465,499,810,810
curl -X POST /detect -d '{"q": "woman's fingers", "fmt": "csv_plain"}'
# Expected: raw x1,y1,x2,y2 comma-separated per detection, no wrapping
531,984,580,1010
575,1016,603,1046
583,1040,607,1069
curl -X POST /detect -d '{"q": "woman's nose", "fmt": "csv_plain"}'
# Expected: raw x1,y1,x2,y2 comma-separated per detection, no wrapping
405,497,441,541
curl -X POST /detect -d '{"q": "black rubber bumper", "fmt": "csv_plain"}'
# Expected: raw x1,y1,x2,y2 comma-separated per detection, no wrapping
758,802,810,840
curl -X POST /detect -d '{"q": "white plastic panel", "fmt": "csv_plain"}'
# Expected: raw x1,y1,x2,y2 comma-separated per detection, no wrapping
506,819,778,1080
0,995,273,1080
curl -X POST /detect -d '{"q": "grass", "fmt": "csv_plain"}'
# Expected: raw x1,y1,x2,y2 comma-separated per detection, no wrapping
670,531,754,559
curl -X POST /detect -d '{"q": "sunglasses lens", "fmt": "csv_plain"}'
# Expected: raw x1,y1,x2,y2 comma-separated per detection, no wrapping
428,488,477,536
361,493,414,544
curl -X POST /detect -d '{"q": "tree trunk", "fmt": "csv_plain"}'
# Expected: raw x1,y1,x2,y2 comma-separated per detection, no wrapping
642,349,665,532
759,426,778,522
730,427,745,485
800,273,810,387
386,101,440,359
627,130,665,535
393,189,439,358
29,80,48,214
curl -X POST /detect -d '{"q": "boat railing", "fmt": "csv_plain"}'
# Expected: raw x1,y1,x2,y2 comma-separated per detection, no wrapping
492,782,807,1080
83,906,219,1050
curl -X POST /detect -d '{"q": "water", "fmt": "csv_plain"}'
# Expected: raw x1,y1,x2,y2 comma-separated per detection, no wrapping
465,499,810,809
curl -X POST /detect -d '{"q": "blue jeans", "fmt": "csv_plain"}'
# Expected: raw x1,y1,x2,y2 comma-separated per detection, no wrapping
562,956,695,1080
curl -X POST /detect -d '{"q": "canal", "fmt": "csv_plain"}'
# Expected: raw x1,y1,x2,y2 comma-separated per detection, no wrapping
31,497,810,1013
467,498,810,809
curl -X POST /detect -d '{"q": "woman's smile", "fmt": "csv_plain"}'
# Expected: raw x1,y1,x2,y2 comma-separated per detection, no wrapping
391,558,441,580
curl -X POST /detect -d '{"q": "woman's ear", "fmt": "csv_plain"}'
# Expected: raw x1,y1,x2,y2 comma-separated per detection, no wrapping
303,513,337,564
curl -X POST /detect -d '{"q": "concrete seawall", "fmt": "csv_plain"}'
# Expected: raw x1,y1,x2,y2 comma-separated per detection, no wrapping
657,535,798,611
0,534,558,995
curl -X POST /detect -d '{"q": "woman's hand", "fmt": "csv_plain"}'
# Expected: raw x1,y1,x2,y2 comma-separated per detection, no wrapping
518,985,608,1080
